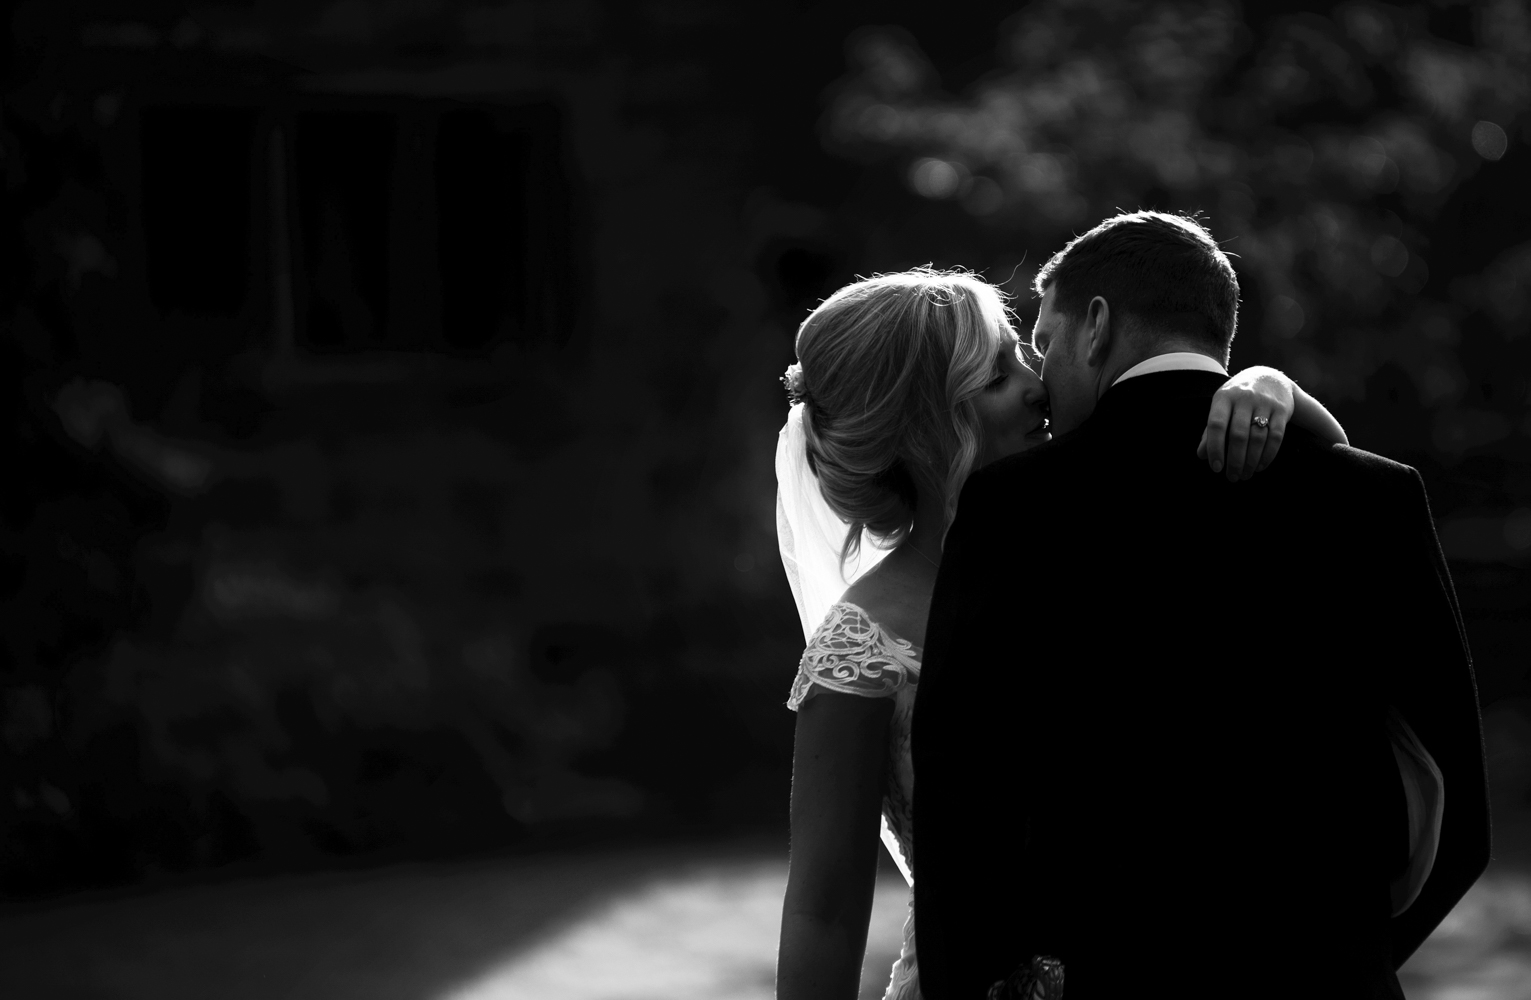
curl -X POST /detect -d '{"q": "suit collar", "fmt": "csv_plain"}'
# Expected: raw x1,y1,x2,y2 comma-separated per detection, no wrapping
1111,352,1228,387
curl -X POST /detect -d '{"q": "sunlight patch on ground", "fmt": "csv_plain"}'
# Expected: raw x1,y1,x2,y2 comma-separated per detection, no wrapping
440,859,910,1000
3,847,1524,1000
1399,872,1531,1000
444,862,1531,1000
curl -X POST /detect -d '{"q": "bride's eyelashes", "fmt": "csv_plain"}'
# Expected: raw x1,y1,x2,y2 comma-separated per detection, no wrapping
986,339,1027,389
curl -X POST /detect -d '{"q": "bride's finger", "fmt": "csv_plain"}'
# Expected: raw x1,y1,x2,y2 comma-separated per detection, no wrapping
1254,410,1290,473
1223,404,1253,480
1239,420,1270,480
1203,396,1232,472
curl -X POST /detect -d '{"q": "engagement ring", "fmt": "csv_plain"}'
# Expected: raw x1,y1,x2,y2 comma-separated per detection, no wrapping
1252,415,1270,429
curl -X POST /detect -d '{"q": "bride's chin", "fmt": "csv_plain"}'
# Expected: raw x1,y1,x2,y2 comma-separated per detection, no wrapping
980,433,1050,468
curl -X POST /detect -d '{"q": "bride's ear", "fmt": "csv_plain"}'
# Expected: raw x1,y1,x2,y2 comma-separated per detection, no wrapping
1083,295,1113,369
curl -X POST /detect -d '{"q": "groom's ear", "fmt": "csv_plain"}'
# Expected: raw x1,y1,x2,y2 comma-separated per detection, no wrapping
1082,295,1113,369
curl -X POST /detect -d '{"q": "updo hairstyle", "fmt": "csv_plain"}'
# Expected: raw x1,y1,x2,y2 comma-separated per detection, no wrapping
792,268,1013,564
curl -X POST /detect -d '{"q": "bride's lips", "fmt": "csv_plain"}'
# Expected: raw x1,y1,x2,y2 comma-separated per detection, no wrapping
1025,419,1051,439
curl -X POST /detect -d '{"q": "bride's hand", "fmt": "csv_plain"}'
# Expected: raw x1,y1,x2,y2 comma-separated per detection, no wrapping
1197,366,1295,481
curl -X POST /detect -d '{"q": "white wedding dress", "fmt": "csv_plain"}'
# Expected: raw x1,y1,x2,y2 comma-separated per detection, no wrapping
787,601,923,1000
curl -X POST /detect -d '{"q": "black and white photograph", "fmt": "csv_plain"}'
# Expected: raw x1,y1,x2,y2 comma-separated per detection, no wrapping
2,1,1530,998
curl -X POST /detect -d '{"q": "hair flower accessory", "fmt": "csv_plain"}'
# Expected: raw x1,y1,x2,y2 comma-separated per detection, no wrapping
781,362,809,406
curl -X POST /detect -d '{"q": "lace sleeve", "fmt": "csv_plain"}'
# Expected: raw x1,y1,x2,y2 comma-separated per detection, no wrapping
787,603,920,711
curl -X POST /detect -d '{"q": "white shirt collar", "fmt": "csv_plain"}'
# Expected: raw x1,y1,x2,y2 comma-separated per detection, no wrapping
1111,352,1228,387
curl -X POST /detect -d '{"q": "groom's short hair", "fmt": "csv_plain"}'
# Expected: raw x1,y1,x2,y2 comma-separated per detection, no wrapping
1033,211,1239,355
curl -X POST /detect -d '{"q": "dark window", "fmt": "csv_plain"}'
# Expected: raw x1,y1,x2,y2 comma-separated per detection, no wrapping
294,111,395,350
273,98,574,355
140,106,256,317
435,109,530,351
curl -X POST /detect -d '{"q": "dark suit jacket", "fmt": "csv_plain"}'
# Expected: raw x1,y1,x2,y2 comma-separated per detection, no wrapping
911,370,1490,1000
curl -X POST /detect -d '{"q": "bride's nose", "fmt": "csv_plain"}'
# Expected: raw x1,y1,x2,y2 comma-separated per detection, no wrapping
1021,368,1049,409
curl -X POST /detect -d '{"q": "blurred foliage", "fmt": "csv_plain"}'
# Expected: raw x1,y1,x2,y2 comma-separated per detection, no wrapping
824,0,1531,427
3,355,800,894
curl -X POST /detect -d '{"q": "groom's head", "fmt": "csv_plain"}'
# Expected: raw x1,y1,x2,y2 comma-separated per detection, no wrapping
1030,211,1239,434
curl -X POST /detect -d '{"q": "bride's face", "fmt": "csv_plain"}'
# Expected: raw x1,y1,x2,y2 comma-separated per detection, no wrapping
972,329,1051,468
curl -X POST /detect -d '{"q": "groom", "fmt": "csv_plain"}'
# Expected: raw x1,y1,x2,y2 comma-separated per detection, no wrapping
911,211,1490,999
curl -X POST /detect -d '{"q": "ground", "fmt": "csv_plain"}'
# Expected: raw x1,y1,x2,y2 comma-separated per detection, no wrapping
1,830,1528,1000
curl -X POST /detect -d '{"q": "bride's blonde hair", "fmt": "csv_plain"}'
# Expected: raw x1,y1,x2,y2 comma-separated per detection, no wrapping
792,267,1013,564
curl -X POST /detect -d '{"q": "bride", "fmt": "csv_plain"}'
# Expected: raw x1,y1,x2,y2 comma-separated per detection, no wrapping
772,268,1349,1000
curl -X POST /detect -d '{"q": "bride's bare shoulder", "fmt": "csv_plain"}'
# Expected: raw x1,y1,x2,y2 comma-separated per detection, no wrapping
839,553,933,649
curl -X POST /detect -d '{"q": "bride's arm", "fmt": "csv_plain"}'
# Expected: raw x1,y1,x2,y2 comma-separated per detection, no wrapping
777,693,892,1000
1197,366,1349,481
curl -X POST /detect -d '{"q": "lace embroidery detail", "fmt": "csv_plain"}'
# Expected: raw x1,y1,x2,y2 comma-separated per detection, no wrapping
787,602,920,710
